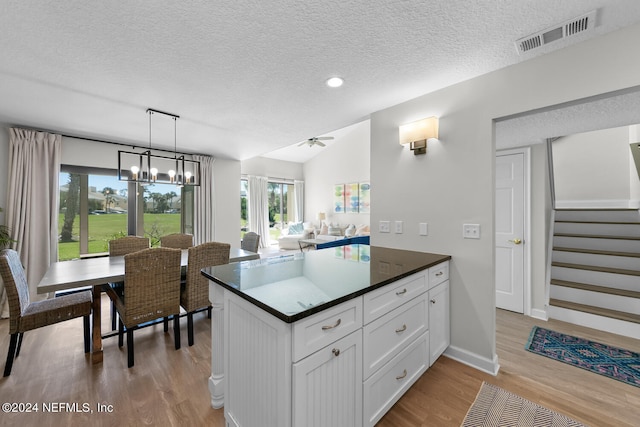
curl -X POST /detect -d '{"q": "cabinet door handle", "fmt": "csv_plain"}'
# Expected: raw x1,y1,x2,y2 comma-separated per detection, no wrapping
396,369,407,380
332,348,340,357
395,324,407,333
431,299,436,304
395,288,407,296
435,271,443,276
322,318,342,330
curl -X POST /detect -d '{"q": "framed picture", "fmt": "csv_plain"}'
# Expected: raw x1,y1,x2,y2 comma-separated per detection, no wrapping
334,184,345,213
345,183,359,213
358,182,370,213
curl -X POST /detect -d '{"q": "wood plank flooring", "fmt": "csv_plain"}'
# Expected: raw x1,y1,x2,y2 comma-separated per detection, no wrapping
1,298,639,426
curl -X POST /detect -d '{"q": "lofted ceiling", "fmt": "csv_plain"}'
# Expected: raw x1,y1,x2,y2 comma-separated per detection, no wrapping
1,1,640,163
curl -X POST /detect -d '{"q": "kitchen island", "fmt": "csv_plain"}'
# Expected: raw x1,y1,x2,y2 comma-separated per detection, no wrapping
202,244,450,427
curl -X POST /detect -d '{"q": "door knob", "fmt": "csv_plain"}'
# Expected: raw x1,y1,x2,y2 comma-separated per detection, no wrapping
509,238,522,245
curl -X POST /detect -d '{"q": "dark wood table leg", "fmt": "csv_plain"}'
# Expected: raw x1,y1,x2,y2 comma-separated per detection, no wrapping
91,284,103,363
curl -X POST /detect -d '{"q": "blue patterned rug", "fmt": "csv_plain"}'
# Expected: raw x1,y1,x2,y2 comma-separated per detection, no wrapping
525,326,640,388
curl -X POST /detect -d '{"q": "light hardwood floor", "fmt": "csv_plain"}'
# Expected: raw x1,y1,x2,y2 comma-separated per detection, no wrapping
1,299,639,426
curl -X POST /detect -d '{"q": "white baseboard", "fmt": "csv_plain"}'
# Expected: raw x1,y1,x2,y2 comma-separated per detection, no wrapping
443,345,500,376
555,199,640,209
530,308,548,321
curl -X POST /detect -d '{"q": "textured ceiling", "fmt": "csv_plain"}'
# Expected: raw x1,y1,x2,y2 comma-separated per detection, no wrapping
1,1,640,163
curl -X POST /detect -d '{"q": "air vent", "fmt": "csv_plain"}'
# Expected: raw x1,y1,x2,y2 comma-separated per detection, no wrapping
515,10,597,54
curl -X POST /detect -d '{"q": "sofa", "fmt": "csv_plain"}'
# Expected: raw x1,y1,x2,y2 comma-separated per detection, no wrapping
277,222,314,250
277,222,370,250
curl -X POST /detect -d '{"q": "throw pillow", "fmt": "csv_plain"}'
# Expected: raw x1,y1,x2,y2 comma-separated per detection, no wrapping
344,224,356,237
288,222,304,235
328,226,342,236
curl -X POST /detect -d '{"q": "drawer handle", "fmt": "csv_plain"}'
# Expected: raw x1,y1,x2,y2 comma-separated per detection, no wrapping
435,271,444,276
322,318,342,330
395,324,407,333
431,299,436,304
332,348,340,357
396,369,407,380
395,288,407,296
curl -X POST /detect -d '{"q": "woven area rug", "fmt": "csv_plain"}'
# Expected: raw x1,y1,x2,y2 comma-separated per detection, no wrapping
461,382,586,427
526,326,640,388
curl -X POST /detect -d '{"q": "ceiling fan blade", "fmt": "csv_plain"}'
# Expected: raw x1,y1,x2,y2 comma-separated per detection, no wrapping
316,137,334,140
297,141,307,147
315,141,326,147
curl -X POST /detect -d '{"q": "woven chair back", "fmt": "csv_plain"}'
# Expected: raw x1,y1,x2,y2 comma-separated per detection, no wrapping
241,232,260,253
121,247,181,328
160,233,194,249
108,236,150,257
182,242,230,312
0,249,30,334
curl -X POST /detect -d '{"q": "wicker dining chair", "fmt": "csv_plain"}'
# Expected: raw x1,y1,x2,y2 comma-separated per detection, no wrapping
108,236,150,257
0,249,92,376
107,236,150,330
105,247,182,368
181,241,230,346
160,233,194,249
240,232,260,253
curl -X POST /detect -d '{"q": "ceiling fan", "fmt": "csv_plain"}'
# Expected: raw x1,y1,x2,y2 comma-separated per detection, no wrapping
298,136,334,148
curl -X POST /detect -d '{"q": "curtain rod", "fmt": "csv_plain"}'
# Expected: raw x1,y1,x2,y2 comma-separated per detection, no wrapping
62,133,198,157
13,124,199,157
242,174,299,183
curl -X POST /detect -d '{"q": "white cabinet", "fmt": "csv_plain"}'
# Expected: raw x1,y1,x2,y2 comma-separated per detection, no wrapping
220,259,450,427
293,330,362,427
428,280,450,366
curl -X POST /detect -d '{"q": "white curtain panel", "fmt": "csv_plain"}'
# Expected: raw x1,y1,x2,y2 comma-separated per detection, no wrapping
248,175,269,248
193,155,215,245
1,128,61,317
293,180,304,223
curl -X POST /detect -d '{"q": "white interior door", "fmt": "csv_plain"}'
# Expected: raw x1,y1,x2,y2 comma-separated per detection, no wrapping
495,151,526,313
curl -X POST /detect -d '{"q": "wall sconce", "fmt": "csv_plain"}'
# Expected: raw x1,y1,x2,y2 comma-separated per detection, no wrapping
399,116,439,155
118,109,201,186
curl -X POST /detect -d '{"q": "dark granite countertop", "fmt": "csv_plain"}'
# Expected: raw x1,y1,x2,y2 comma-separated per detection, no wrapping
201,244,450,323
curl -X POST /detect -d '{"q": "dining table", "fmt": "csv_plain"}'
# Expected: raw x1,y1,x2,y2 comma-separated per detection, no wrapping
37,247,260,364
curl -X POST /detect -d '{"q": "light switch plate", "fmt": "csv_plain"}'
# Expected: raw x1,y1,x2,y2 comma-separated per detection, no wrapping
419,223,428,236
394,221,403,234
379,221,390,233
463,223,480,239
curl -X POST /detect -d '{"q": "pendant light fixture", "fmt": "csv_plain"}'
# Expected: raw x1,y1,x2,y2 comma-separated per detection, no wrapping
118,109,201,186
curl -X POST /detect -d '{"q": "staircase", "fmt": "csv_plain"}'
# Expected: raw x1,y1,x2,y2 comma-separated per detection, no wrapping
548,209,640,339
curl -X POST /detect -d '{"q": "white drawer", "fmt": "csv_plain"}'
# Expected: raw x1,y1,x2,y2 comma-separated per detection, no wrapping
429,261,449,289
293,298,362,362
363,294,428,379
363,271,427,324
363,332,429,427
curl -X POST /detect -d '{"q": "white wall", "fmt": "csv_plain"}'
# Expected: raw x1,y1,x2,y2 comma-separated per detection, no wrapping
241,156,303,181
303,120,370,227
370,22,640,372
553,126,634,207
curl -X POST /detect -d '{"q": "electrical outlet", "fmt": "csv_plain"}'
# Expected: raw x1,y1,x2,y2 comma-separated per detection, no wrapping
379,220,390,233
463,223,480,239
394,221,403,234
419,223,428,236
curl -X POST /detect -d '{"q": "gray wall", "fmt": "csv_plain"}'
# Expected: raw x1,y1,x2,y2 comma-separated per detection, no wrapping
370,22,640,372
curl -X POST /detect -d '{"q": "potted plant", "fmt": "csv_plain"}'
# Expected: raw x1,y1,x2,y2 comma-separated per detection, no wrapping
0,207,15,249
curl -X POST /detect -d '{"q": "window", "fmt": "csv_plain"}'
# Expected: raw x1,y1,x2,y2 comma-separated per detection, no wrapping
58,166,193,261
267,181,294,244
240,179,248,238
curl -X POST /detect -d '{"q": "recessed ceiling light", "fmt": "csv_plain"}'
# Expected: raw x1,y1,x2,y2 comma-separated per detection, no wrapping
326,77,344,88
